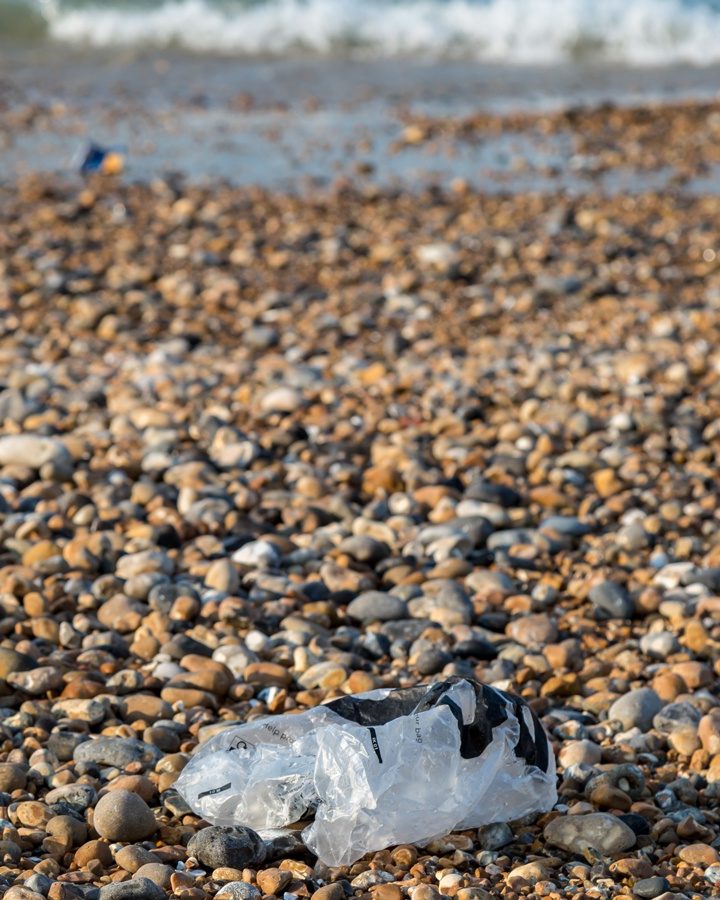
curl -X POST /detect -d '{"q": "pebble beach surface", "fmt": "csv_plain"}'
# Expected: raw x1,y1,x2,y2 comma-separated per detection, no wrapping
1,96,720,900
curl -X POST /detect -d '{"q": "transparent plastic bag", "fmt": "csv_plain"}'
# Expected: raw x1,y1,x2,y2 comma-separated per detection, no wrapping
176,677,557,866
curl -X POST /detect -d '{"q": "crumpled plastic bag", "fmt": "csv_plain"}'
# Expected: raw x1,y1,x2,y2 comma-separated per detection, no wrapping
176,677,557,866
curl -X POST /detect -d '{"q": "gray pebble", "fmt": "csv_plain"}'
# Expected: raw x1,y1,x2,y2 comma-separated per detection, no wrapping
544,812,636,855
98,878,166,900
24,874,53,895
633,876,671,898
609,688,663,732
653,701,702,734
589,581,634,619
45,783,97,811
640,631,679,659
477,822,513,850
187,825,266,869
93,790,157,842
215,883,262,900
346,591,408,622
74,737,162,769
338,536,390,564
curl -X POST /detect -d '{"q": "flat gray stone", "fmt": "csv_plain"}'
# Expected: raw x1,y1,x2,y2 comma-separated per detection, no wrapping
99,878,166,900
544,812,636,856
347,591,408,622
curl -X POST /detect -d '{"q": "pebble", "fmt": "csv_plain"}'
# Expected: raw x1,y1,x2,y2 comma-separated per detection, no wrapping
609,688,663,731
477,822,513,850
347,591,409,622
115,846,158,873
93,790,157,842
232,540,281,568
0,434,73,477
186,826,266,869
75,738,162,769
214,883,262,900
506,613,558,647
589,581,635,619
132,863,174,889
634,877,671,898
544,813,637,855
0,763,27,793
558,740,602,768
98,879,166,900
0,648,37,680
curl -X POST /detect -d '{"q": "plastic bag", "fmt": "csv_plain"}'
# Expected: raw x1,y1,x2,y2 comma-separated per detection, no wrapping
176,677,557,866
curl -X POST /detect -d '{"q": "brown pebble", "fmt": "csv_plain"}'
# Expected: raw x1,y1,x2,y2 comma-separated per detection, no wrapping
312,884,346,900
257,868,293,895
74,840,113,869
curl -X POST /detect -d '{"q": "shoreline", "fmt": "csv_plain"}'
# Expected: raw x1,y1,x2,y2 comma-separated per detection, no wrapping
2,83,720,194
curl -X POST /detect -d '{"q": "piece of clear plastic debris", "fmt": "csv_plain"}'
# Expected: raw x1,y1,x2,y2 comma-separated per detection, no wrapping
176,676,557,866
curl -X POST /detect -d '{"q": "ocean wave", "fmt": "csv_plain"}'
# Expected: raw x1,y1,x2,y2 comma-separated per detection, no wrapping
18,0,720,64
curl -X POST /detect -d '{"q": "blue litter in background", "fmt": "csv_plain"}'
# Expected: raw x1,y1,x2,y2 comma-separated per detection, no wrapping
78,142,125,175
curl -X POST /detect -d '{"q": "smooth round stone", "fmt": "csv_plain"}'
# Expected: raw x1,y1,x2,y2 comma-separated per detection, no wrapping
465,569,517,597
506,613,558,647
0,434,73,477
0,648,37,680
589,581,634,619
477,822,512,850
98,878,166,899
205,558,240,593
558,740,602,768
652,701,702,734
699,710,720,754
639,631,679,659
507,861,549,886
311,885,346,900
152,662,185,680
187,826,266,869
46,814,87,849
133,863,174,889
544,813,636,855
539,516,592,537
415,648,453,675
0,764,27,793
93,790,157,842
446,516,493,547
115,845,158,873
464,479,520,507
339,535,390,564
232,540,281,568
346,591,408,622
215,883,262,900
609,689,662,731
633,876,670,898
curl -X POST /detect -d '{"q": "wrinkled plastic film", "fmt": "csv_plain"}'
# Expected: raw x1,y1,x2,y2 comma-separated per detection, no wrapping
176,677,557,866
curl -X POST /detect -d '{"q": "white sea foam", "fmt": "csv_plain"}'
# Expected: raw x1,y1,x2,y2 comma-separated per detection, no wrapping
41,0,720,65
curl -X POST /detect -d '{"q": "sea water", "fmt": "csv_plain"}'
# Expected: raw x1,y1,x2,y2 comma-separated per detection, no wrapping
2,0,720,65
